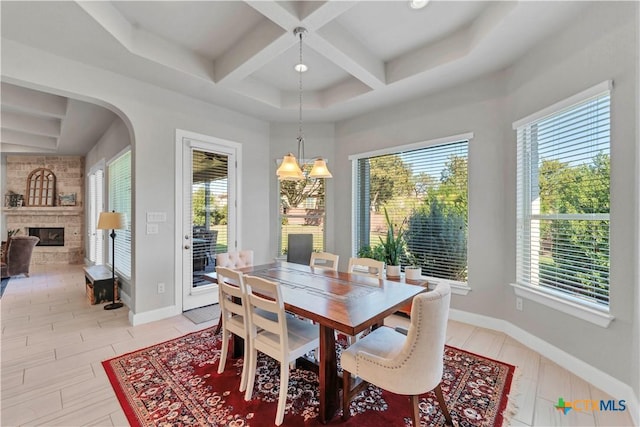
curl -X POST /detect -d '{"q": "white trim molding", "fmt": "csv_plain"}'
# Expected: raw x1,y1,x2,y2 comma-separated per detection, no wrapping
449,308,638,426
425,276,471,296
511,283,614,328
129,304,181,326
512,80,613,129
348,132,474,161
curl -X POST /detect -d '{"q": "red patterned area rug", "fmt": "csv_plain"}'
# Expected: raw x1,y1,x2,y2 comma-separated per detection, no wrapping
103,327,516,426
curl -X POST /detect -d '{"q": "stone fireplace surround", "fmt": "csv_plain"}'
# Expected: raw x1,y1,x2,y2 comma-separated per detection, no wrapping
3,156,84,265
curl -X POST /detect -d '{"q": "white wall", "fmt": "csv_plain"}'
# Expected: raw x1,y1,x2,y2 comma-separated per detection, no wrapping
504,0,637,387
334,1,637,392
2,39,270,318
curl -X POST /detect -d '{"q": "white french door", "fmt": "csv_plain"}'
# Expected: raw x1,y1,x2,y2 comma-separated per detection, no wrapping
178,131,239,311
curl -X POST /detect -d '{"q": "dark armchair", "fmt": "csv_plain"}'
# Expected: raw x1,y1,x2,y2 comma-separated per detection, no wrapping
1,236,40,278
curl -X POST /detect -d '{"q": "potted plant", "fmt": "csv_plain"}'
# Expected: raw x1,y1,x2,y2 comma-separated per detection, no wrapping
379,207,404,278
404,253,422,281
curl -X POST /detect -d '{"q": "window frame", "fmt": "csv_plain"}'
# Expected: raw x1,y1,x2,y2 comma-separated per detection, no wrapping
511,81,614,327
107,148,132,280
278,163,327,256
87,161,105,265
349,132,473,296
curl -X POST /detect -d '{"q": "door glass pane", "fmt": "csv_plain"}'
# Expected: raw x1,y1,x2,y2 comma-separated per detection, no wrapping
192,149,228,286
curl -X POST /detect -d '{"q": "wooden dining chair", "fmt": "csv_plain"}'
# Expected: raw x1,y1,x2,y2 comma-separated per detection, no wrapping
340,283,453,426
309,252,339,271
215,267,251,392
243,275,320,426
213,250,254,334
347,257,384,280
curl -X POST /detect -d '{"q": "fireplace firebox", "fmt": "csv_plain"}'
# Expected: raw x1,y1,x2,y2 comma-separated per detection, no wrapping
28,227,64,246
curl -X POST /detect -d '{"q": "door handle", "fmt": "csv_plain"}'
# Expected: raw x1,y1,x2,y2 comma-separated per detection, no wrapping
184,245,190,250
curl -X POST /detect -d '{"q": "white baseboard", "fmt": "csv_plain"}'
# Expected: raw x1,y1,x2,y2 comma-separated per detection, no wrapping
449,308,639,426
119,289,131,308
129,304,182,326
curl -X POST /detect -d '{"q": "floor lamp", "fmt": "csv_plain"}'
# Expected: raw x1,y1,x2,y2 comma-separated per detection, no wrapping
97,211,127,310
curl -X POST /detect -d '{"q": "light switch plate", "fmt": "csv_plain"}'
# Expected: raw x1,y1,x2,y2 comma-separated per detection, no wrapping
146,223,159,234
146,212,166,223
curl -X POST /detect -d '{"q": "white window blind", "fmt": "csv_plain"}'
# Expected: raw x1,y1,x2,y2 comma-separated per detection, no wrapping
515,84,610,307
108,150,131,279
353,139,468,282
88,168,104,264
279,165,325,255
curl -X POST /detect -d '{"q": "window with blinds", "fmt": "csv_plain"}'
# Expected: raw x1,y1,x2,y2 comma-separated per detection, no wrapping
108,150,132,279
353,139,469,283
88,168,104,264
279,165,325,255
515,82,610,308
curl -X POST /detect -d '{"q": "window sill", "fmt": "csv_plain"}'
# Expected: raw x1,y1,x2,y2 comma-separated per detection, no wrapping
510,283,614,328
425,276,470,296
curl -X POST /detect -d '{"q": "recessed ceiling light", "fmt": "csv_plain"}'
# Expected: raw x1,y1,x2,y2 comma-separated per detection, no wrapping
294,63,308,73
409,0,429,10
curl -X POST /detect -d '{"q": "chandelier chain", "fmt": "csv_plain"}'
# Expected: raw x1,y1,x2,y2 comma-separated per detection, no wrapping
298,28,304,160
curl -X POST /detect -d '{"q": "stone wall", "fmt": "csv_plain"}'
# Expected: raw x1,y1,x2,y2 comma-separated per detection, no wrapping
4,156,85,264
5,155,84,205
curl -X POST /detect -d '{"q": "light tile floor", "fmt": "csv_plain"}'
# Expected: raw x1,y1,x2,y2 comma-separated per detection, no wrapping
1,264,634,426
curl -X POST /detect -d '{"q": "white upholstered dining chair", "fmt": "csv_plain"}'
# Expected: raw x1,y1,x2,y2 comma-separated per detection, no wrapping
309,252,339,271
340,283,453,426
243,275,320,426
347,257,384,280
216,250,253,269
215,267,251,392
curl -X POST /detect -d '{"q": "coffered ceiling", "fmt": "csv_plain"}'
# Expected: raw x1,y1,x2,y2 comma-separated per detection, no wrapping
1,1,588,154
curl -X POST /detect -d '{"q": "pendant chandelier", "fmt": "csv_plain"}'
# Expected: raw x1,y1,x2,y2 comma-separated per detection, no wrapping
276,27,332,181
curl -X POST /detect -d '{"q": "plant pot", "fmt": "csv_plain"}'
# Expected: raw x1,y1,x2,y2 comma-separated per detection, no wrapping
405,266,422,281
386,265,401,278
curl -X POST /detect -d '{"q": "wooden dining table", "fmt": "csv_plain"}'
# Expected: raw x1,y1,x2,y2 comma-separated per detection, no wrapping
233,261,427,424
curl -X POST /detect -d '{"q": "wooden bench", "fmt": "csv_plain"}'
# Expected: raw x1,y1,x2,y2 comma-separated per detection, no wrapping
84,265,118,305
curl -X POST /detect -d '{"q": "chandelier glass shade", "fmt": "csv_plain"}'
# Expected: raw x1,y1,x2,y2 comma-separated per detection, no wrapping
276,27,332,181
276,152,304,181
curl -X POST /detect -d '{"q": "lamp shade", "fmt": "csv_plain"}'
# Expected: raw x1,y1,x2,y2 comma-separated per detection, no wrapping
97,211,127,230
276,153,304,181
309,158,333,179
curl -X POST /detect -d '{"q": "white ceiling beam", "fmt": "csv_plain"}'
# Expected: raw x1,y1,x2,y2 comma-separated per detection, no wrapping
132,28,215,81
299,1,357,31
1,129,58,151
75,1,134,46
386,27,472,84
0,143,57,153
214,21,292,85
230,77,283,108
230,0,360,88
1,83,67,118
77,1,215,81
281,89,323,110
313,22,386,89
1,112,61,138
320,77,372,108
245,1,300,29
468,1,517,48
386,1,516,84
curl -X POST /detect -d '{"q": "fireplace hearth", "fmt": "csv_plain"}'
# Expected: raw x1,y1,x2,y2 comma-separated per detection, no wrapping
29,227,65,247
